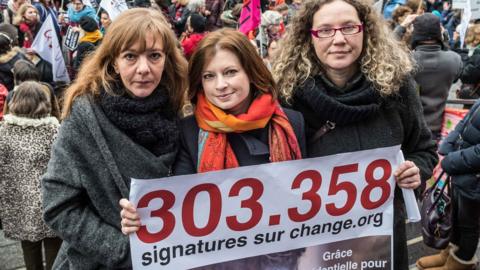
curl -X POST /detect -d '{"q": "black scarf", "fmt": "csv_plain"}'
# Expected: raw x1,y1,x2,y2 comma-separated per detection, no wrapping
293,73,383,133
99,85,179,156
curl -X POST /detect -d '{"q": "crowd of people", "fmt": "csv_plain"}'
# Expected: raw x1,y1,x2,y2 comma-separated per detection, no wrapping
0,0,479,269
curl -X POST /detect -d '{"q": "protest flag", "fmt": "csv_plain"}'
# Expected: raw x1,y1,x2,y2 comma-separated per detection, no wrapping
31,14,70,83
99,0,129,21
238,0,261,35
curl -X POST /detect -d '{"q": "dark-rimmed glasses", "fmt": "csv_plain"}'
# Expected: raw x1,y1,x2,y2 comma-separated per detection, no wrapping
310,24,363,38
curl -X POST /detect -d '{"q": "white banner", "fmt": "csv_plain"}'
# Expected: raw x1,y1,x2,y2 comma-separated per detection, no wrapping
453,0,469,9
31,14,70,82
460,0,472,48
129,146,404,270
472,0,480,19
99,0,129,21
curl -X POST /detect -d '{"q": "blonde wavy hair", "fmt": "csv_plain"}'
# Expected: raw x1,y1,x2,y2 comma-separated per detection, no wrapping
272,0,413,101
13,4,39,25
62,8,188,119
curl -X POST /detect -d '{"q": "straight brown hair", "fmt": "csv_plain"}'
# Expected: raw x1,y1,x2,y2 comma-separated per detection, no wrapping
8,81,51,118
188,29,278,102
61,8,188,119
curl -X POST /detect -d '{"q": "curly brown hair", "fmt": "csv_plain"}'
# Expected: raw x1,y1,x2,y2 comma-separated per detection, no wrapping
272,0,414,102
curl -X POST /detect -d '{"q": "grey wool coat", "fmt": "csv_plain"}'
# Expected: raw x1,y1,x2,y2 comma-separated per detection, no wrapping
0,114,59,241
42,95,177,269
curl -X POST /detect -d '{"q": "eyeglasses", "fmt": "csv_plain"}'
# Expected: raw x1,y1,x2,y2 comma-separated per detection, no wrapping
310,24,363,38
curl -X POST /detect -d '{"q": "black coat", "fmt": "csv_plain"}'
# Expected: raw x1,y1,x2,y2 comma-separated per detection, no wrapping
0,48,29,91
460,47,480,85
439,99,480,201
290,74,438,270
172,107,306,269
174,108,306,175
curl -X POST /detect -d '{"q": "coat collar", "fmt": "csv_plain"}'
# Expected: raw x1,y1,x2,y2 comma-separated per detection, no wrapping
3,114,59,127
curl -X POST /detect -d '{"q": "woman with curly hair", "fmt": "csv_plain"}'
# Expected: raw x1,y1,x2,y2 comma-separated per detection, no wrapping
272,0,438,269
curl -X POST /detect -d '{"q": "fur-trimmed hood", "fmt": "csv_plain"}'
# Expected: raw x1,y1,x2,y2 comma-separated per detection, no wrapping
2,114,60,127
0,47,24,64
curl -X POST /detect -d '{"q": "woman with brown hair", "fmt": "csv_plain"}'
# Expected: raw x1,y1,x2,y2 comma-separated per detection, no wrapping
0,81,62,270
41,8,188,269
272,0,437,269
120,28,306,269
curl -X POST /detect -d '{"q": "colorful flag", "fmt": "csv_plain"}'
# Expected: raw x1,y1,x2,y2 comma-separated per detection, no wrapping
238,0,261,35
100,0,129,21
31,14,70,82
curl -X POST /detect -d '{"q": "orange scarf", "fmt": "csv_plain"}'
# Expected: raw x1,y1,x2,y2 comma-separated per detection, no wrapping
194,92,302,173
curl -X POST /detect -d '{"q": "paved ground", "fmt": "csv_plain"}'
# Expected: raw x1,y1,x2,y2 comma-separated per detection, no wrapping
0,231,24,270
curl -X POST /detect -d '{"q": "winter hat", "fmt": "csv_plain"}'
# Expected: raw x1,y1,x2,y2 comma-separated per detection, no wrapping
411,13,443,49
261,10,282,27
0,23,19,46
189,13,206,33
79,16,98,32
432,10,442,18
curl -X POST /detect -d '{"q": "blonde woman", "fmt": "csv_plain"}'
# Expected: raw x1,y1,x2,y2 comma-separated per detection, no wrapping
41,8,187,269
272,0,437,269
12,3,39,48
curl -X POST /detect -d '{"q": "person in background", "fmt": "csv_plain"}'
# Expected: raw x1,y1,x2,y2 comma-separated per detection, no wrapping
256,10,283,58
99,9,111,35
455,26,480,100
168,0,190,35
416,99,480,270
263,39,280,70
32,0,61,43
42,8,187,269
66,0,97,24
2,0,28,24
13,3,39,48
181,12,207,59
288,0,302,18
4,59,61,119
73,15,102,70
0,26,30,91
0,81,62,270
120,28,306,270
411,13,462,142
220,3,241,29
272,0,438,269
274,3,290,25
204,0,223,30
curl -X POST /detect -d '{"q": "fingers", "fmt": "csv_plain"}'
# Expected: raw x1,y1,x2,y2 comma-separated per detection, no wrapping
394,161,421,189
121,224,140,235
119,198,141,235
397,176,421,189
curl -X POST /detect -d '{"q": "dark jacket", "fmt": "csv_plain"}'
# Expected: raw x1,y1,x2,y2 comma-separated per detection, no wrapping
439,99,480,201
205,0,224,30
42,95,177,269
413,44,462,137
173,107,306,269
290,74,438,270
0,47,29,91
460,47,480,85
174,108,306,174
73,39,101,70
169,4,191,35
